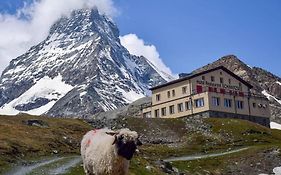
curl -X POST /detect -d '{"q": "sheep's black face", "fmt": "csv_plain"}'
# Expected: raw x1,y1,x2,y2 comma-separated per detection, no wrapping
116,140,137,160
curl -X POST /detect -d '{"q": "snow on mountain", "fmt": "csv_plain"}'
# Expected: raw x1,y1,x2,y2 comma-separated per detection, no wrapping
119,34,176,82
270,122,281,130
0,75,73,115
144,58,177,82
262,90,281,105
277,81,281,86
192,55,281,123
0,8,168,118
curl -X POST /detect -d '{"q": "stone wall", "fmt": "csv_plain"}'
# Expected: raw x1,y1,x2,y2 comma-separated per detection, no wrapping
190,110,270,128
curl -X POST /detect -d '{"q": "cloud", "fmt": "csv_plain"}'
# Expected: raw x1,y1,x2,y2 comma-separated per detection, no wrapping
0,0,117,75
120,34,175,80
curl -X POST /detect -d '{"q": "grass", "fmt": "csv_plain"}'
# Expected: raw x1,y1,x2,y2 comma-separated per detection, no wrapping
170,144,281,174
0,114,92,174
1,114,281,175
65,164,85,175
124,117,281,175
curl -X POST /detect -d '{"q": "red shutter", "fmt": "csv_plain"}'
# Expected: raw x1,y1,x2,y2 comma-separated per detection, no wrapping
214,88,217,93
239,92,244,97
196,85,203,94
220,88,225,94
208,87,213,92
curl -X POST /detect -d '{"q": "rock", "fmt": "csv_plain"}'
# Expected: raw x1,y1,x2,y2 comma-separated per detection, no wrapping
273,167,281,175
145,165,152,171
22,119,49,128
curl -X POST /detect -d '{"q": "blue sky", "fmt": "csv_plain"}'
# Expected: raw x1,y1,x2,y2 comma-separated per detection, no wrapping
0,0,280,76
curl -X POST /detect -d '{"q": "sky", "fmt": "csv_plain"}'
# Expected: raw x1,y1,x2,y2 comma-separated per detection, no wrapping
0,0,280,77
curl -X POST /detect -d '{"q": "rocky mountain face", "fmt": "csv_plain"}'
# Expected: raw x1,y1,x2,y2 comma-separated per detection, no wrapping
193,55,281,123
0,9,171,118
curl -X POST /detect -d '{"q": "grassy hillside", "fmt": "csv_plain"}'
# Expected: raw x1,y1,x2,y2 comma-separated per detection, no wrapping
123,117,281,175
0,114,92,173
0,114,281,174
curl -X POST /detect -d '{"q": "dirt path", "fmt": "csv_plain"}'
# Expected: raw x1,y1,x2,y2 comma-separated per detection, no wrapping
163,147,249,162
5,156,81,175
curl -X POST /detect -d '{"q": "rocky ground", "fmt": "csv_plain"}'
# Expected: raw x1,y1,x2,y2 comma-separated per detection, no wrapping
1,111,281,175
84,114,281,175
82,97,281,174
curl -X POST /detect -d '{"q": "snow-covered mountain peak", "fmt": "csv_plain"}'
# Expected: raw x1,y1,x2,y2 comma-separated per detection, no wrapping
49,9,118,40
0,8,167,118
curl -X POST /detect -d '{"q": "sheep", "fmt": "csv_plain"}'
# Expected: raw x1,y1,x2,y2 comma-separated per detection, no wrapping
81,128,142,175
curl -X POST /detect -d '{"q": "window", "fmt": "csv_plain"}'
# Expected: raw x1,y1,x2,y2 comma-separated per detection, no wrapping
178,103,184,112
195,98,204,108
211,76,215,82
228,79,231,85
185,101,192,110
172,90,175,97
167,91,171,98
154,109,159,118
182,86,187,94
212,97,220,106
253,102,256,108
161,107,166,116
143,112,151,118
156,94,161,101
202,76,205,80
224,99,232,108
169,105,175,114
236,101,244,109
220,77,224,84
220,71,222,75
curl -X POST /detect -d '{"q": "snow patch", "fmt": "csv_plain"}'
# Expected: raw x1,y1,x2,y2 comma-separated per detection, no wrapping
0,75,73,115
259,166,281,175
270,122,281,130
262,90,281,105
246,64,252,69
277,81,281,86
80,91,87,97
116,86,145,103
273,167,281,175
4,65,26,75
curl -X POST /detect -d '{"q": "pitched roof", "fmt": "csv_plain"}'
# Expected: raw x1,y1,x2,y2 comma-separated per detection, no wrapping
150,66,253,90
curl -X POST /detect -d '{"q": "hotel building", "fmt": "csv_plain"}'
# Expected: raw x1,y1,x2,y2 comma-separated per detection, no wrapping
142,66,270,127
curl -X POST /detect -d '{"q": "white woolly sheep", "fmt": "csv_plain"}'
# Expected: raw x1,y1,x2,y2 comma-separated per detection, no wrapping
81,128,142,175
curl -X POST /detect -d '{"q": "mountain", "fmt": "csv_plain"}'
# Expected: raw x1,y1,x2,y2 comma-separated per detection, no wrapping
0,9,172,118
193,55,281,123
